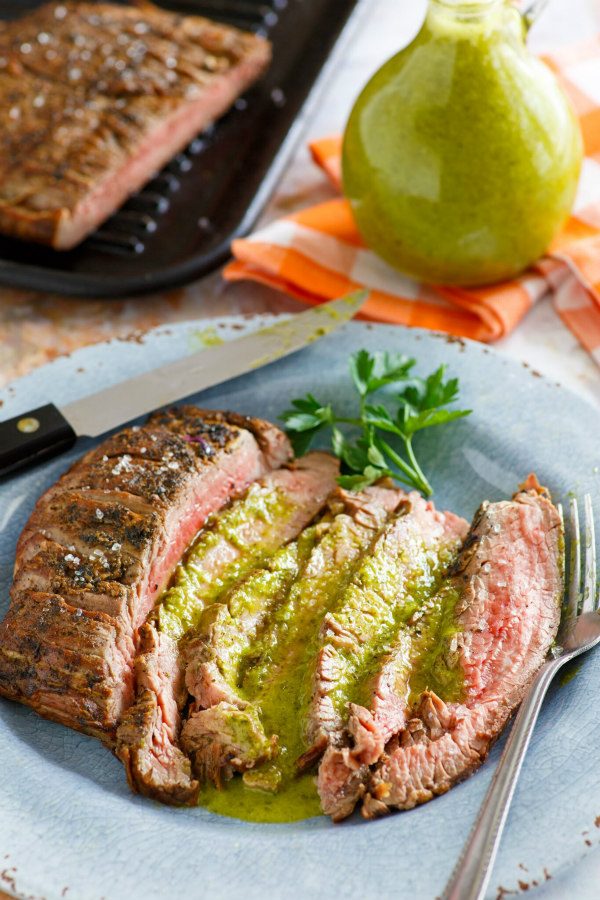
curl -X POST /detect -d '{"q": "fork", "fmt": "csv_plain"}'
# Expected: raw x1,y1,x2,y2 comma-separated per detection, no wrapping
443,495,600,900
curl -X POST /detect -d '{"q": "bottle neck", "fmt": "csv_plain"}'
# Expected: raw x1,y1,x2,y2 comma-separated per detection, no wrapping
426,0,515,38
428,0,504,25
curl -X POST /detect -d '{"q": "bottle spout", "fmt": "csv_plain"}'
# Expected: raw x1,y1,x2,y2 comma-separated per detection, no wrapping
521,0,550,31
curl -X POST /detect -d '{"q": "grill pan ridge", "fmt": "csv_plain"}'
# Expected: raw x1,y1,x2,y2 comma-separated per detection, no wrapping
0,0,361,297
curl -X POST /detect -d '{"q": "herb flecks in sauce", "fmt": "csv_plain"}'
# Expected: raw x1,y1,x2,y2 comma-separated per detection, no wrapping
408,582,463,705
199,535,315,696
195,503,467,824
158,483,294,639
323,531,460,720
209,502,391,821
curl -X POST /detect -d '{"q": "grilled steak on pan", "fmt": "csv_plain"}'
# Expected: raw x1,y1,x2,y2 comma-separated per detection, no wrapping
117,452,339,804
0,1,271,249
318,476,563,821
0,407,291,742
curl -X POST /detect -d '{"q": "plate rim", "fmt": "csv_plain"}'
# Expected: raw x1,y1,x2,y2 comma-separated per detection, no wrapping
1,317,600,900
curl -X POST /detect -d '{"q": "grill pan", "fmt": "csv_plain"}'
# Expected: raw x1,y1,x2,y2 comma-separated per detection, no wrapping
0,0,361,297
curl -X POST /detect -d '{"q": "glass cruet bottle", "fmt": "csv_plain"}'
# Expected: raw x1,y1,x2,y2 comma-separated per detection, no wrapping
342,0,583,286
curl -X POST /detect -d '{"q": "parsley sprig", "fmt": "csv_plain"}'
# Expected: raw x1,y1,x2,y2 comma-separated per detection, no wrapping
281,349,471,497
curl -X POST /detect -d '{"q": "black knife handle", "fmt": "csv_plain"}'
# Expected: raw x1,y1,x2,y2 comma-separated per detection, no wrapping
0,404,77,479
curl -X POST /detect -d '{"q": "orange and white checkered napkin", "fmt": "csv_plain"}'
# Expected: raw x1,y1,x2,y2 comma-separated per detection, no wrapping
225,38,600,357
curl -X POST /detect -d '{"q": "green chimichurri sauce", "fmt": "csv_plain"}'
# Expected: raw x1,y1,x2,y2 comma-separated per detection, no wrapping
196,509,387,822
342,0,582,285
199,769,322,823
195,541,465,823
157,483,294,639
408,583,463,704
154,488,468,825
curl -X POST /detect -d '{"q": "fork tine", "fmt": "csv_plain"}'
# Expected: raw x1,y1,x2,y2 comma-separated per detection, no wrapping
558,502,566,607
557,502,564,545
568,497,582,618
583,494,597,613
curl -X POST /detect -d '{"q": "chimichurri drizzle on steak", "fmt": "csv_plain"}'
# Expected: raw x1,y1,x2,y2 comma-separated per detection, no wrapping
186,488,471,823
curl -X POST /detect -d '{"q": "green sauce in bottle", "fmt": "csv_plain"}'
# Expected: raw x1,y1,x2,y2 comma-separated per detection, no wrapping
343,0,582,285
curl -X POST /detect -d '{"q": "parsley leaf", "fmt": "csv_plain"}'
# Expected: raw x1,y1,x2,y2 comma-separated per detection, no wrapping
280,395,333,456
281,348,471,496
349,350,415,397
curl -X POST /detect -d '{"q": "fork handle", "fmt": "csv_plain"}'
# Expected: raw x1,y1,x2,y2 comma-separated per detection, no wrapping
443,658,563,900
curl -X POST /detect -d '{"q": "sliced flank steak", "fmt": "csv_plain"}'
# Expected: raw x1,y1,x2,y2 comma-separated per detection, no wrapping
0,407,291,743
180,536,316,785
361,476,563,819
182,485,407,787
312,494,468,820
118,452,339,803
115,623,198,805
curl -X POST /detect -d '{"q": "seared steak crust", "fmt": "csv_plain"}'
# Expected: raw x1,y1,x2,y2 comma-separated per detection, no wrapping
116,623,198,806
362,477,563,818
0,2,271,248
0,407,291,742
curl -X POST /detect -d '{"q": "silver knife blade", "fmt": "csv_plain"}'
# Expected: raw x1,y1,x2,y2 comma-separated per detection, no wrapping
62,291,368,438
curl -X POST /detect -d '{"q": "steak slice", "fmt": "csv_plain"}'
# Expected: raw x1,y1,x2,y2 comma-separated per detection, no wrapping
181,533,319,785
117,452,339,803
115,623,198,806
182,486,407,788
361,477,563,819
187,534,316,711
0,407,291,743
242,486,406,699
314,634,413,822
0,2,271,248
157,452,338,640
306,493,468,777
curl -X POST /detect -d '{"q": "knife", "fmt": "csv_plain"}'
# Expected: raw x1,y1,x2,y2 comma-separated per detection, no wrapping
0,291,368,479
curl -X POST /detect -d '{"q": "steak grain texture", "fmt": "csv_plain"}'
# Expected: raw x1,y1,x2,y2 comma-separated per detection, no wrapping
362,478,563,818
0,407,291,743
115,622,198,805
182,485,406,787
119,452,339,802
0,1,271,248
314,494,468,821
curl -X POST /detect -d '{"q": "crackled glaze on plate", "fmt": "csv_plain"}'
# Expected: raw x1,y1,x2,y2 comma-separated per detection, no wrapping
1,319,600,900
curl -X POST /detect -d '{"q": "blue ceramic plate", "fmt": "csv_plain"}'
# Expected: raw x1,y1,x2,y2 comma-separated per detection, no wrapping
1,319,599,900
